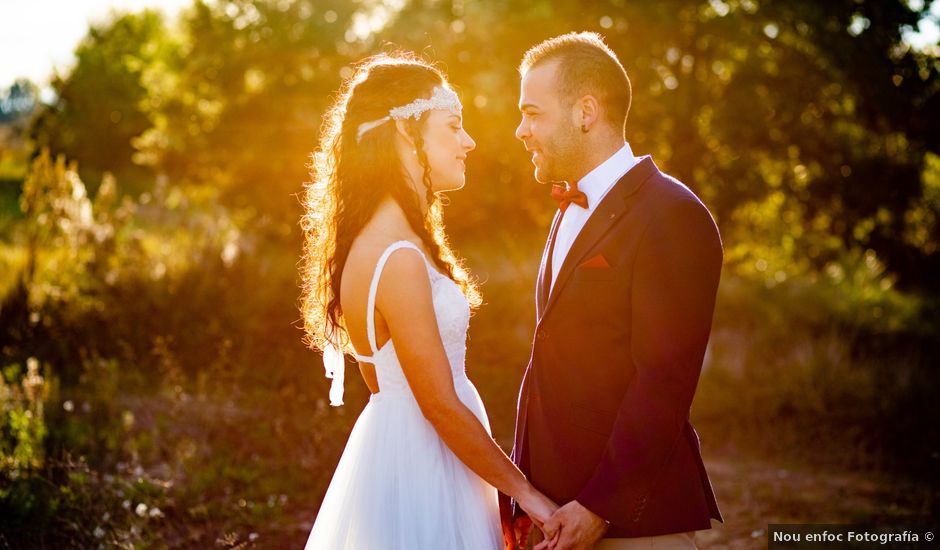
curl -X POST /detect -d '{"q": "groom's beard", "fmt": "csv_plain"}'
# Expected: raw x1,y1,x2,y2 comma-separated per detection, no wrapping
534,125,581,185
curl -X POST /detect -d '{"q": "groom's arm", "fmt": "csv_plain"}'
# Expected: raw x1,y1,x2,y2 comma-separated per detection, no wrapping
575,196,723,524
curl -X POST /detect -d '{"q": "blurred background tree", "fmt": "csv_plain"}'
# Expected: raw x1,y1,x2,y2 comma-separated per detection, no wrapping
1,0,938,547
21,0,940,285
0,79,38,131
28,10,174,197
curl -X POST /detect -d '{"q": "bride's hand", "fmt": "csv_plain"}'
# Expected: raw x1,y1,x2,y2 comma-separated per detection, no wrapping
517,485,559,537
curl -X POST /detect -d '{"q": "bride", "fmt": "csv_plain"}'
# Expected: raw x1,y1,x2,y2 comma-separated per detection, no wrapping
299,53,557,549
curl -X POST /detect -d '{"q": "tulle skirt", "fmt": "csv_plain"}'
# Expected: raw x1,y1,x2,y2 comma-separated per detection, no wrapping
304,377,502,549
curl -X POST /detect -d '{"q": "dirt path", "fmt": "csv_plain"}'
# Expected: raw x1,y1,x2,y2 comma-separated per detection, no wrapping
696,453,937,548
265,451,935,549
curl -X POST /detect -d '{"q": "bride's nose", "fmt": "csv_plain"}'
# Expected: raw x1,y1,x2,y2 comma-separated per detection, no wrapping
462,130,476,152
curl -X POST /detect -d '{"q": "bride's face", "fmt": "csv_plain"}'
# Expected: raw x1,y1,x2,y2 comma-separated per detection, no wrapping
419,109,476,193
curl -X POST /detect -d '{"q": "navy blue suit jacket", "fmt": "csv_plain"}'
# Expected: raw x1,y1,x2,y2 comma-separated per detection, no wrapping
510,156,724,537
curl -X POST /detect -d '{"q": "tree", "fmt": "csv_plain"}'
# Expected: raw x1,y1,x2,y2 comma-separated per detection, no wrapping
134,0,363,224
0,79,38,124
374,0,940,289
29,10,174,195
25,0,940,288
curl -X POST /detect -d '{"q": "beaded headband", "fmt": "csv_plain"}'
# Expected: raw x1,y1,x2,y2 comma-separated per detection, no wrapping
356,86,462,143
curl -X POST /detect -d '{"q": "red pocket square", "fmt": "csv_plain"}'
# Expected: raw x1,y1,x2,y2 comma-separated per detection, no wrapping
579,254,610,269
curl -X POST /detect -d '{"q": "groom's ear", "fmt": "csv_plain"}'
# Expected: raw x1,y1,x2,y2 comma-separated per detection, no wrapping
572,94,600,132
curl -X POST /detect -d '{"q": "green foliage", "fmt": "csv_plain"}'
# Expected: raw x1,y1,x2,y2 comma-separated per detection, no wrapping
23,0,940,285
1,450,176,547
4,0,940,545
28,10,171,194
698,258,939,472
1,144,349,546
904,151,940,257
0,358,50,475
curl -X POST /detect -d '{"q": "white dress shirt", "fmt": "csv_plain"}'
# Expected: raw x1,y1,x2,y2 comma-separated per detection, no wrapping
549,142,638,292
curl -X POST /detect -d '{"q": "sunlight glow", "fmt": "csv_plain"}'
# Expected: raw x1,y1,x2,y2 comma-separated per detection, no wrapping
0,0,190,89
349,0,406,42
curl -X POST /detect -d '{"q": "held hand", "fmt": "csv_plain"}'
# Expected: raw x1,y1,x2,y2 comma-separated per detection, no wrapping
532,530,561,550
517,486,560,541
512,515,532,549
500,493,519,550
537,500,609,550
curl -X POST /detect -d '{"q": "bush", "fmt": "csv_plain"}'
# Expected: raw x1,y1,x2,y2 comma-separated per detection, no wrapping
696,247,940,476
0,150,350,547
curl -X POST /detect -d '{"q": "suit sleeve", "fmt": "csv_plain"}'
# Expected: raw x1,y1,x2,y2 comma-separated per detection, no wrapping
576,196,723,523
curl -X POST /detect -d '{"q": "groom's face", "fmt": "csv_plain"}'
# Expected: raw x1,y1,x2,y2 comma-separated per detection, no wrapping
515,60,580,184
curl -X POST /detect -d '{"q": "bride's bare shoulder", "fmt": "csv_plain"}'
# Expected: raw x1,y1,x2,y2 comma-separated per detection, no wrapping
342,235,420,288
340,234,430,352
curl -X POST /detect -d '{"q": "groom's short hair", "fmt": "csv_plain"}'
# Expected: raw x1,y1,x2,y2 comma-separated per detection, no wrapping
519,32,632,133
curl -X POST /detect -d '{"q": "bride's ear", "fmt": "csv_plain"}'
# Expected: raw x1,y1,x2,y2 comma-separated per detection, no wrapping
394,119,416,149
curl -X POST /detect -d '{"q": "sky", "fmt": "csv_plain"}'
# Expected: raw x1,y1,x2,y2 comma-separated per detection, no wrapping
0,0,191,91
0,0,939,93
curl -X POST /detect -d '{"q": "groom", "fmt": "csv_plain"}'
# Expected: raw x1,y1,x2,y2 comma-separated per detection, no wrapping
504,32,724,549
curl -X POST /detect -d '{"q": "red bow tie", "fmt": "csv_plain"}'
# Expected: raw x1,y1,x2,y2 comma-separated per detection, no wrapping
551,184,588,213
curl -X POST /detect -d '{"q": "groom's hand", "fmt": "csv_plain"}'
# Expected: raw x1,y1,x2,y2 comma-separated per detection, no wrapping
499,511,532,550
501,516,532,549
499,493,519,549
502,518,516,550
513,515,533,549
536,500,608,550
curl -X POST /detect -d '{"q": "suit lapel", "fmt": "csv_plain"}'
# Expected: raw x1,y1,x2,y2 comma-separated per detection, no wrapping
536,210,563,319
540,156,659,321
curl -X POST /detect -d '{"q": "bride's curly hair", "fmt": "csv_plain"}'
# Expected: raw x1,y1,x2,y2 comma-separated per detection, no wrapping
300,52,481,354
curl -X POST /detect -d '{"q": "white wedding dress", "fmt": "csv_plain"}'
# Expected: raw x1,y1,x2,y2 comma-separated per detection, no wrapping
304,241,502,550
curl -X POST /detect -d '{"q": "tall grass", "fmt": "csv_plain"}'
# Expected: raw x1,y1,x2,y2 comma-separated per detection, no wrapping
1,153,937,546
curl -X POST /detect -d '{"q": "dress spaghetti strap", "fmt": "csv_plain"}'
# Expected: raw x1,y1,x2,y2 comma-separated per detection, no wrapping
352,240,425,363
